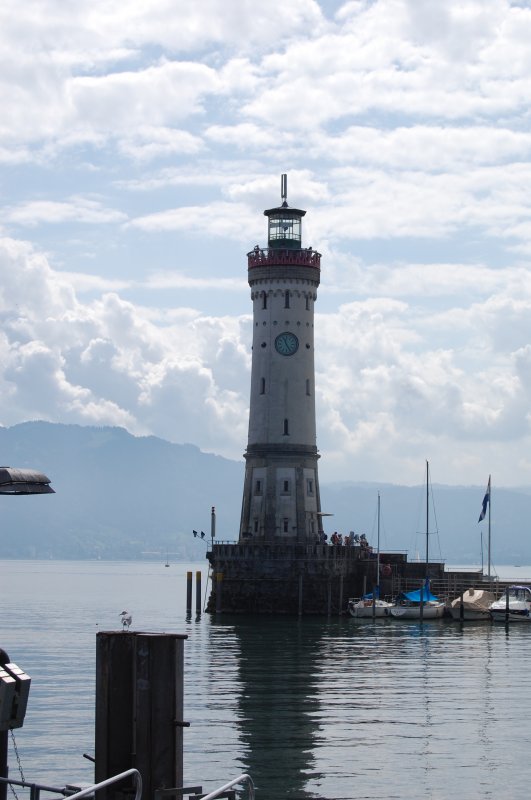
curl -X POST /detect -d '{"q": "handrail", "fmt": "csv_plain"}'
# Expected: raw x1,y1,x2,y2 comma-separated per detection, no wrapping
64,768,142,800
200,773,254,800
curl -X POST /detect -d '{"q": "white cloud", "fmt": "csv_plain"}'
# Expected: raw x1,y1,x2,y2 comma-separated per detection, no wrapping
4,198,127,227
118,127,204,162
2,0,531,487
127,201,261,241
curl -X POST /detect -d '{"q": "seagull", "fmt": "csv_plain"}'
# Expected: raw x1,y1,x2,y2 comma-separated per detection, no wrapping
120,610,132,631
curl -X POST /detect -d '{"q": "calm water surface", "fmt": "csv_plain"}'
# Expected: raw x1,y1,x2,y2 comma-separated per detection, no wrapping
2,560,531,800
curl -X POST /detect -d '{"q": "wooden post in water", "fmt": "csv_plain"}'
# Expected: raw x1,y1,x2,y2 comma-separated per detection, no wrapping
338,574,344,616
298,573,303,616
195,571,202,615
327,580,332,617
186,571,193,615
95,631,188,800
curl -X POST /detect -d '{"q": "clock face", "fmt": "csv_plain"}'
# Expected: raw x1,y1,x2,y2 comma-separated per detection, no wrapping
275,332,299,356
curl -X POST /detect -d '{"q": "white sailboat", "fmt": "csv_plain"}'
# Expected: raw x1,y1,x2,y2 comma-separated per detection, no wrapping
348,492,394,618
389,461,445,620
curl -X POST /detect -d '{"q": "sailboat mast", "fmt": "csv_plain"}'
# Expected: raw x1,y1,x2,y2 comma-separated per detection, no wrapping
376,491,380,592
425,460,429,576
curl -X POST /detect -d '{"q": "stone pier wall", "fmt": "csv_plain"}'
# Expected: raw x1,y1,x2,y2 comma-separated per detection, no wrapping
207,542,387,614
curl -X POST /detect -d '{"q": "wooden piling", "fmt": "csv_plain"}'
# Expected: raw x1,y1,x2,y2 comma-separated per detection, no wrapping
195,571,202,615
186,571,193,615
95,631,188,800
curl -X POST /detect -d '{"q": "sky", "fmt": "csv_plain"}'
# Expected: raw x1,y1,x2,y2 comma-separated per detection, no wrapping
2,0,531,487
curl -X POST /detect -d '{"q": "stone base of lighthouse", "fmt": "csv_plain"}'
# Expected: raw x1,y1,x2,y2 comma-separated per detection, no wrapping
205,543,363,614
239,444,323,544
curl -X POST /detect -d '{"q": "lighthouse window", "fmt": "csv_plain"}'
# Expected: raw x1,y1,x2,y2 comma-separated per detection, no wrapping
284,291,290,309
306,296,310,310
283,480,290,493
262,294,267,310
254,519,259,533
283,518,289,533
307,479,314,495
255,480,262,495
283,418,289,436
268,215,301,243
306,379,311,396
260,377,265,395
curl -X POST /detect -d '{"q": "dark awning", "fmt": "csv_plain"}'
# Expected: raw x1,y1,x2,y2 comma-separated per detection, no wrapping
0,467,55,495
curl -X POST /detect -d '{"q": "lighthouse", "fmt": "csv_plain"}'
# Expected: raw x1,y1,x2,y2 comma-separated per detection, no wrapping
205,176,447,613
238,175,324,544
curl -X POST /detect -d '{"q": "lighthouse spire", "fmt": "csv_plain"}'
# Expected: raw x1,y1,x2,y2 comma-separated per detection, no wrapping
281,173,287,205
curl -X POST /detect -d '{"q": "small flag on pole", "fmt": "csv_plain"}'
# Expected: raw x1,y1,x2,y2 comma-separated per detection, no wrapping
478,476,491,522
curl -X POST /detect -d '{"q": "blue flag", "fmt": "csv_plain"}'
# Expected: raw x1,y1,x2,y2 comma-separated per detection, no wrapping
478,476,491,522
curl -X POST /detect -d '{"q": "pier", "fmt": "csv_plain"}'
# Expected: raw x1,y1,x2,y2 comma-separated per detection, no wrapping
206,541,523,614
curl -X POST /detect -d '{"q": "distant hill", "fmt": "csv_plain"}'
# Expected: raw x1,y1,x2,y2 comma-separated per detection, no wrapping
0,421,528,565
0,422,243,560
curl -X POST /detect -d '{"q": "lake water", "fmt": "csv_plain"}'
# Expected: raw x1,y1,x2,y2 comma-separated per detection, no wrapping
2,560,531,800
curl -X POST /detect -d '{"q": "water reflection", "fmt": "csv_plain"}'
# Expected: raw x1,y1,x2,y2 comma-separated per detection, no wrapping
210,616,323,799
202,616,531,800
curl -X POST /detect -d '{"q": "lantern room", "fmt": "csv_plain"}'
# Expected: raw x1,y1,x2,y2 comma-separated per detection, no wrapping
264,174,306,251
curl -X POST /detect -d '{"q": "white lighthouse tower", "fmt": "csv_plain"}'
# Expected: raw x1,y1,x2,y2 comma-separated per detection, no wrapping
239,175,323,544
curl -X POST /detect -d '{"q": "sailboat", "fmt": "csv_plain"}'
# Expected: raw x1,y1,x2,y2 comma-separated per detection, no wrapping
448,587,496,621
348,492,394,618
389,461,445,620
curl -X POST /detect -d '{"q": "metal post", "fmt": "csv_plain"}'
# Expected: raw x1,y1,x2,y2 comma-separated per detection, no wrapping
195,571,201,615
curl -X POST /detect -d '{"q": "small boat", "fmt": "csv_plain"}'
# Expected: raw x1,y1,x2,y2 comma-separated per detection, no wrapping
490,585,531,622
448,587,496,621
348,492,394,618
348,591,394,618
389,462,445,620
390,581,445,619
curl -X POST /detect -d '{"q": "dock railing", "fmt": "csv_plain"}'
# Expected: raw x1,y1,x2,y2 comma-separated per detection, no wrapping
155,774,255,800
0,768,141,800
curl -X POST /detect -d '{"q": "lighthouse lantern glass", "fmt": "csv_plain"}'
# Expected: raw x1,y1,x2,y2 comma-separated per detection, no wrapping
268,213,302,249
